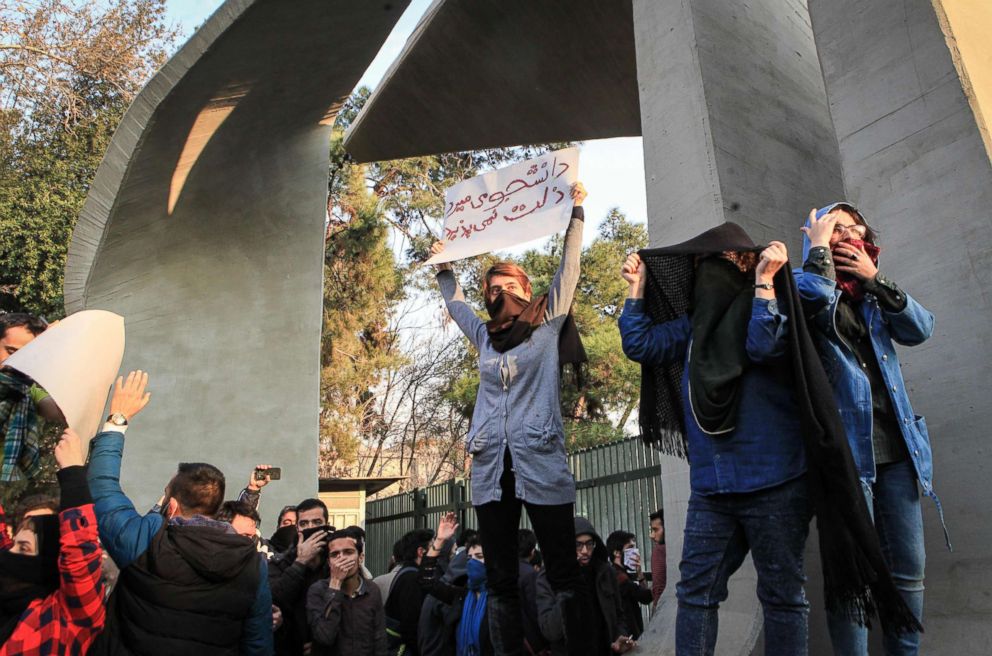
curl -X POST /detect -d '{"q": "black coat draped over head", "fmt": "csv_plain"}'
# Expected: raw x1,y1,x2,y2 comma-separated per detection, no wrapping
636,222,922,634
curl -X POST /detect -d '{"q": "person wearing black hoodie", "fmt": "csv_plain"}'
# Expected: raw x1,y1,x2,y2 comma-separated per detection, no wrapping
536,518,632,656
87,371,272,655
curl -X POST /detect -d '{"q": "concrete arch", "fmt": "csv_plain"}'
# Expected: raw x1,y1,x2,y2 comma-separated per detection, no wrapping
64,0,409,522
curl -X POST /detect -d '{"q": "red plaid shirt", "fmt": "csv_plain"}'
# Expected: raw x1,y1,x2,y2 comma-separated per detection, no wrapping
0,502,12,550
0,502,106,655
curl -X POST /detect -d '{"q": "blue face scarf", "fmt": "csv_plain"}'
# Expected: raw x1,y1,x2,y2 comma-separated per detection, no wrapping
456,558,489,656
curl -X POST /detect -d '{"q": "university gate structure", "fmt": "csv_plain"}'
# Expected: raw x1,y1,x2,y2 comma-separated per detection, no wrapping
66,1,991,652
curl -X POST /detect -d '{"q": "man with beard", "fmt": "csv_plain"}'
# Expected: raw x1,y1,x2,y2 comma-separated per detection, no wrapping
535,517,632,655
269,497,333,654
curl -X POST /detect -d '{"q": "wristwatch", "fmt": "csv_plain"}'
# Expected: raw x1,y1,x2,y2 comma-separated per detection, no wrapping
107,413,128,427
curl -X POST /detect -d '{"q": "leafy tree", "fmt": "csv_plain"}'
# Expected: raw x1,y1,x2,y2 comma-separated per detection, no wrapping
0,0,176,314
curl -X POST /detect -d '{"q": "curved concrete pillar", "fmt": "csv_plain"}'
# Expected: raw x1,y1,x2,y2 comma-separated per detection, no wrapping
64,0,408,526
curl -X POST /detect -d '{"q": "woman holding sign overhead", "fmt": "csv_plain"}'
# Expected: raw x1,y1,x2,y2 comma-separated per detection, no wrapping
429,181,600,656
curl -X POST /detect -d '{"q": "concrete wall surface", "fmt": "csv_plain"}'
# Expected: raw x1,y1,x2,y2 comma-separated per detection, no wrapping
64,0,408,529
810,0,992,651
344,0,641,162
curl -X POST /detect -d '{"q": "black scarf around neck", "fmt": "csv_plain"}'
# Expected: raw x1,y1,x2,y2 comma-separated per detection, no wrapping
636,222,922,634
484,291,587,375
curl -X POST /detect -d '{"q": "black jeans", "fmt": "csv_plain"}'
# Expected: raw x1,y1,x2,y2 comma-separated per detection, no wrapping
476,451,582,654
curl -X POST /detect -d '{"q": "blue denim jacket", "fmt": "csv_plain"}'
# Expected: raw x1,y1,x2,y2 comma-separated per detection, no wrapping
793,231,948,546
87,431,274,655
619,297,806,495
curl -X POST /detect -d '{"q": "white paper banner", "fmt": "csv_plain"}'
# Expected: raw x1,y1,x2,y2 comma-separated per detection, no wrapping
426,147,579,264
5,310,125,440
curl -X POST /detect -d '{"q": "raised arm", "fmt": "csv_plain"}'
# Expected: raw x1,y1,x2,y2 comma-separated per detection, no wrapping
418,512,464,605
747,241,790,363
87,370,159,569
52,431,105,638
617,253,691,365
435,269,488,349
545,182,587,323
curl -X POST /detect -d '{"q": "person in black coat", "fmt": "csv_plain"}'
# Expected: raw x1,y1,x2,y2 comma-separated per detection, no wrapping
536,517,633,655
605,530,653,639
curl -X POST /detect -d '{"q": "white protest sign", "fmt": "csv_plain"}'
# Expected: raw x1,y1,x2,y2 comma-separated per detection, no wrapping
426,147,579,264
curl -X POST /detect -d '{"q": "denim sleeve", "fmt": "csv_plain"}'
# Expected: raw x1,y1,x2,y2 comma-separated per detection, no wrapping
746,297,788,363
618,299,691,365
795,246,838,318
240,557,274,655
86,431,162,569
881,292,934,347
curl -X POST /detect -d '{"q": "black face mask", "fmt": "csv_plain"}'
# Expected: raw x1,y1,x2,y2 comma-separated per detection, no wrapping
269,525,299,553
0,515,60,643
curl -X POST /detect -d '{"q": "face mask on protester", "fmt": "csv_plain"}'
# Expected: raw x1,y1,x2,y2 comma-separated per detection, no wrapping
466,557,487,591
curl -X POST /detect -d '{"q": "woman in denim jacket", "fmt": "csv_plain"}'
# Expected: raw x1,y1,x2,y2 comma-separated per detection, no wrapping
795,203,941,656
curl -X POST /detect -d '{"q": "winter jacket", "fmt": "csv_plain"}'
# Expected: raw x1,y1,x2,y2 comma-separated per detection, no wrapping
417,553,492,656
535,518,627,655
269,543,328,655
612,563,652,639
307,578,388,656
87,430,272,655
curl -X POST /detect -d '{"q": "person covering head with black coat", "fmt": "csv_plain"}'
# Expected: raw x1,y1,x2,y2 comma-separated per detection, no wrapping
620,223,922,656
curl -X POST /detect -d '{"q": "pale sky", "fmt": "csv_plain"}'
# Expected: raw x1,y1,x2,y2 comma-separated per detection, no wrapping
164,0,649,246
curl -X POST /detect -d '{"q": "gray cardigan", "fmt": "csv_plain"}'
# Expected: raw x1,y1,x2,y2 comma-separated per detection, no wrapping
437,216,584,506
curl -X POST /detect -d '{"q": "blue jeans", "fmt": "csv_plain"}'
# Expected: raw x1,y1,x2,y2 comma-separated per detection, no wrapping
827,459,925,656
676,477,810,656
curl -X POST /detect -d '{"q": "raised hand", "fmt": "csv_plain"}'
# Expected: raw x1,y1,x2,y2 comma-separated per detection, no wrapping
755,241,788,284
297,531,327,569
800,207,836,248
570,181,588,206
54,428,85,469
110,370,151,421
248,464,274,492
429,240,453,272
620,253,645,289
435,511,459,543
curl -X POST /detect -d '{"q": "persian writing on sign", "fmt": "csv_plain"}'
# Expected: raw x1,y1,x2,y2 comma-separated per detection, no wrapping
425,147,579,264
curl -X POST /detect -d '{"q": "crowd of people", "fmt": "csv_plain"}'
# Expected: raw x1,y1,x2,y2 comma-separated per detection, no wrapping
0,185,938,656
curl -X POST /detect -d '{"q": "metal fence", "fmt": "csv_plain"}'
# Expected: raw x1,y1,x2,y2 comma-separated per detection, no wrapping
365,436,664,580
